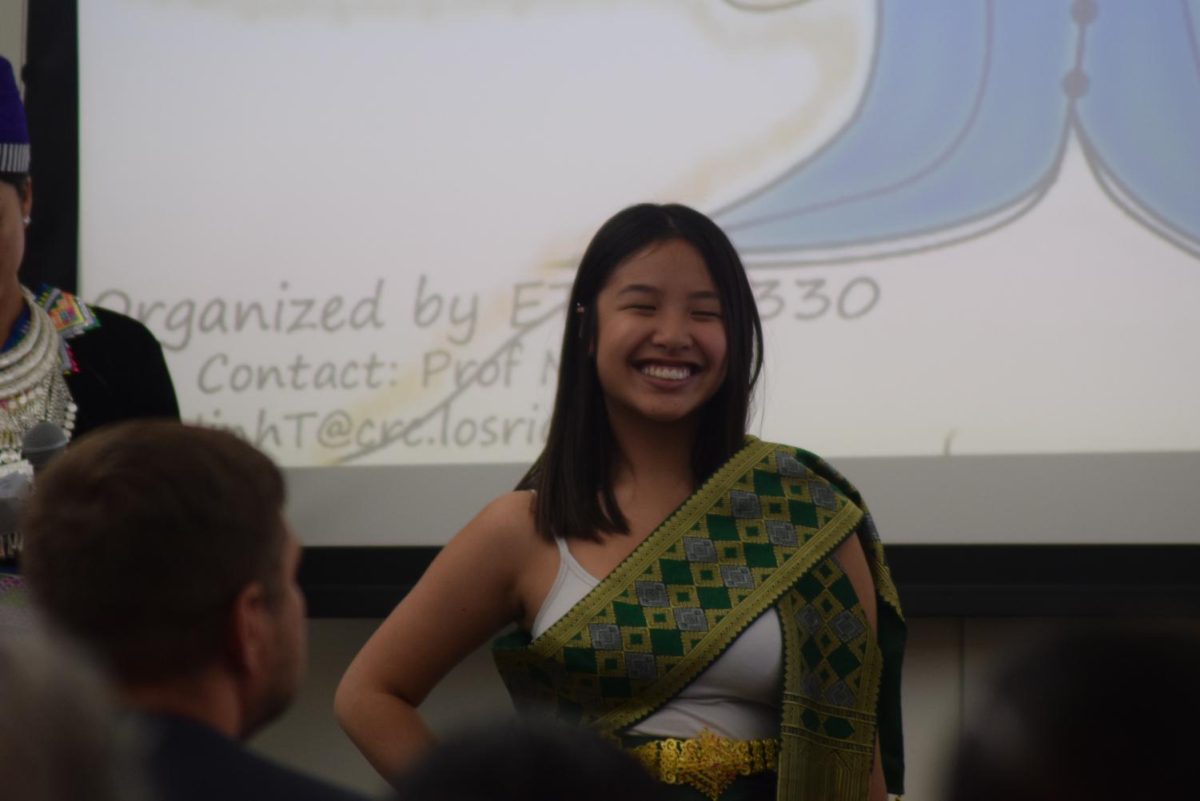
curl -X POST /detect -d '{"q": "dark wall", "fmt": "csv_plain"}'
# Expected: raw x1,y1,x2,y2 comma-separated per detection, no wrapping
22,0,77,292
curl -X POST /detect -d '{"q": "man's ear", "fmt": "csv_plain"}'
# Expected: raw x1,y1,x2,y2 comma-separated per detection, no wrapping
227,582,269,677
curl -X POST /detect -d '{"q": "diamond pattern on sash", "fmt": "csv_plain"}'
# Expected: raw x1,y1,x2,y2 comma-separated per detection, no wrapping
500,443,860,722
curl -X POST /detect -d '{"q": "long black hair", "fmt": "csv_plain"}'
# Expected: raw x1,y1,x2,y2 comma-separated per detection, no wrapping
518,203,763,541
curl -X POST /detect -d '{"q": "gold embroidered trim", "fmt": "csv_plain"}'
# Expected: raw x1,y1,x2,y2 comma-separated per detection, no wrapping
627,730,778,801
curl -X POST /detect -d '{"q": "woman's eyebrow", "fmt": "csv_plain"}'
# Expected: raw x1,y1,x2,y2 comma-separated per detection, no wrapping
615,284,659,296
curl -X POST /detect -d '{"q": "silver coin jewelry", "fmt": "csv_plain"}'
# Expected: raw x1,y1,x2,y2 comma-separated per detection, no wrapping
0,288,78,462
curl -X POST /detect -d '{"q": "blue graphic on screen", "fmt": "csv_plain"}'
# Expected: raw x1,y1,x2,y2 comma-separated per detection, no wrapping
715,0,1200,261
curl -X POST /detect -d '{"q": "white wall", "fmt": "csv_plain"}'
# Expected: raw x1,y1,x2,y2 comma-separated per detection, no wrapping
0,2,22,74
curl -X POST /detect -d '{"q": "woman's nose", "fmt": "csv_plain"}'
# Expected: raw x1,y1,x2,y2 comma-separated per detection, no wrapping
651,309,692,349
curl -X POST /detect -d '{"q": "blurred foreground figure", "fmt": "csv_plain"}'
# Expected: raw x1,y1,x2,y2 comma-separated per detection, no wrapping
22,421,366,801
393,720,660,801
0,629,145,801
947,623,1200,801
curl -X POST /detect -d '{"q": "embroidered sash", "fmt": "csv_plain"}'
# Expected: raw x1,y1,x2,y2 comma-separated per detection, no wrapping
494,437,905,801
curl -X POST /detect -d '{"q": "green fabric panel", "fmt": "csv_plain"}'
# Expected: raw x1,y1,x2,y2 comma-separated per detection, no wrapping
788,498,819,529
613,602,647,628
650,628,683,657
795,572,823,600
563,647,597,674
800,637,822,668
827,644,862,678
744,543,778,568
706,514,739,541
697,586,732,609
823,717,856,740
829,574,860,609
753,469,783,497
660,559,694,586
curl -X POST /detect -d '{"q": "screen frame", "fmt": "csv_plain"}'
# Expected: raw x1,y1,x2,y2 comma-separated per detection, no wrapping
26,0,1200,617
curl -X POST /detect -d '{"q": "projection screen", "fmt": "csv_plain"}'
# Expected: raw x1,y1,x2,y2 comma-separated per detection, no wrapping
75,0,1200,547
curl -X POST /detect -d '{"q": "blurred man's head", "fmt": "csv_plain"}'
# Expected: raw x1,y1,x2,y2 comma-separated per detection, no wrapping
393,720,661,801
22,421,306,737
0,629,147,801
947,623,1200,801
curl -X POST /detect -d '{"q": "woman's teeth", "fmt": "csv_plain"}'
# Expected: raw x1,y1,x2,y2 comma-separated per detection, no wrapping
641,364,692,380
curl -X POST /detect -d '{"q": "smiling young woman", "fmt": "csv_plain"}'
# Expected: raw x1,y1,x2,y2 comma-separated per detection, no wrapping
336,204,906,801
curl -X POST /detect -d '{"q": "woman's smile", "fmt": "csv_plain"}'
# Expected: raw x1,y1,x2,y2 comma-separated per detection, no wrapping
637,361,698,382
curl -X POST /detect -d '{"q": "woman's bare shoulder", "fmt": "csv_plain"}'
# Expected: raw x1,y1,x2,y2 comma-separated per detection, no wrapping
447,490,541,556
480,489,537,518
476,489,537,531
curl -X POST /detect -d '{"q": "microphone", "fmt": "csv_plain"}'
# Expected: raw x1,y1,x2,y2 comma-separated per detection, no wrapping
0,469,29,561
0,423,66,562
20,422,70,474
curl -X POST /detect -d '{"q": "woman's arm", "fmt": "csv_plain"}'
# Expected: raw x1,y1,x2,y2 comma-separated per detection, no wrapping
334,491,536,782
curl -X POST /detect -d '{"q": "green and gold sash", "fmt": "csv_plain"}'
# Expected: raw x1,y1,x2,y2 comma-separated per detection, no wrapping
494,437,905,801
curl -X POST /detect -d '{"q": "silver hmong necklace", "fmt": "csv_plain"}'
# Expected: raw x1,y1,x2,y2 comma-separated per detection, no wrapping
0,288,78,463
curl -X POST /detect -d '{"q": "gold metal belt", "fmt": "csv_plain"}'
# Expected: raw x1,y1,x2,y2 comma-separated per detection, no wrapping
625,729,778,800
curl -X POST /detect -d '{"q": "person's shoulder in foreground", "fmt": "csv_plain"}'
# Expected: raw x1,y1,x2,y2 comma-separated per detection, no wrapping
143,711,368,801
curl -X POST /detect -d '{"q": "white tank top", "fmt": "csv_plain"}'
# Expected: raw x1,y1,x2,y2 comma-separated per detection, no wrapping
531,537,782,740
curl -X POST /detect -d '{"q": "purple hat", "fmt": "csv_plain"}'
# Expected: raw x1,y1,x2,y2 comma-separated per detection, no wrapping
0,56,30,174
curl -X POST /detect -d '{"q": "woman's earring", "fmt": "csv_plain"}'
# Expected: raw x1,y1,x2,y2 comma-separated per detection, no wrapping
22,216,30,227
575,303,586,340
